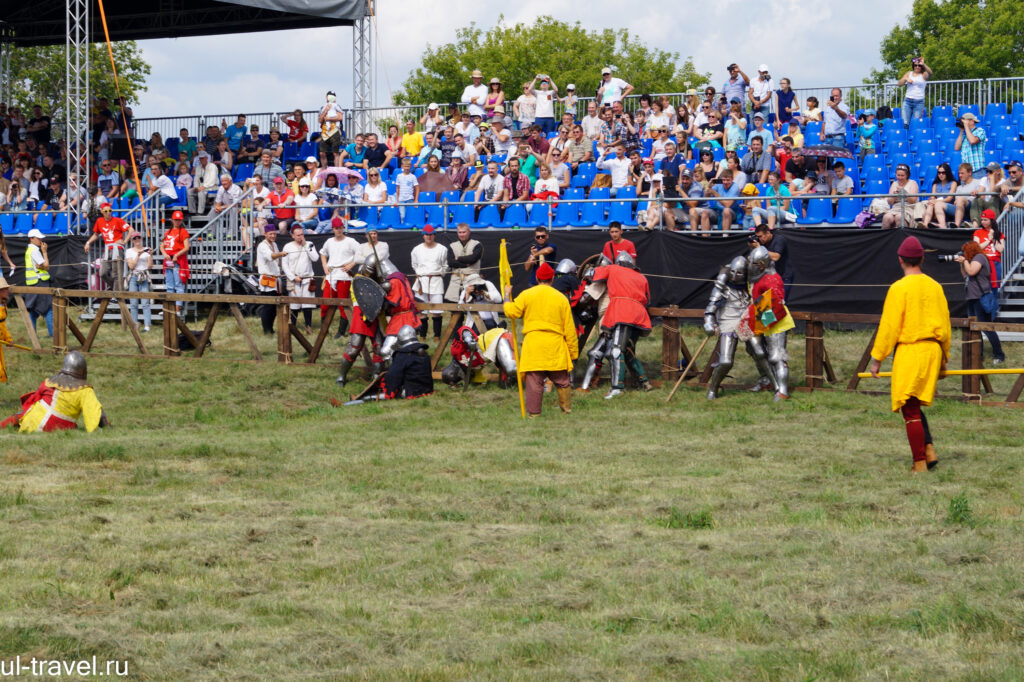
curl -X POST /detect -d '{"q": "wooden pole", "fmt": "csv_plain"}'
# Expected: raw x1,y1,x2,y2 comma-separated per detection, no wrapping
660,313,680,382
52,294,68,354
163,300,179,356
666,335,710,403
804,317,824,390
13,295,43,352
510,317,526,419
276,303,291,363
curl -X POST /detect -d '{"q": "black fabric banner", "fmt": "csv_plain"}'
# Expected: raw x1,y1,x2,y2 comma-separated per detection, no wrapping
4,228,972,315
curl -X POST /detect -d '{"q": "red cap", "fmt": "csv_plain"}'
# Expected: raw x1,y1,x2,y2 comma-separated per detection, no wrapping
99,202,112,210
422,225,435,234
331,217,344,229
896,235,924,259
171,210,184,220
536,262,555,280
980,208,997,221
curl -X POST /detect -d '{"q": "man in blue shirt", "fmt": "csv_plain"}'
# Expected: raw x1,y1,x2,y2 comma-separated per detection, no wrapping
678,169,707,231
659,141,686,190
955,113,988,179
341,134,368,169
722,64,750,111
702,169,741,232
746,113,774,147
822,89,849,148
221,114,248,152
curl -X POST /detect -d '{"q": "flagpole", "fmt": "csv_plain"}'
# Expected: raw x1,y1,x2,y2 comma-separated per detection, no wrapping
499,239,526,419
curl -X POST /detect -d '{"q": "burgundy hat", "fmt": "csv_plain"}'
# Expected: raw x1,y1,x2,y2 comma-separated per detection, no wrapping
422,225,435,234
896,236,924,259
536,262,555,280
980,208,997,221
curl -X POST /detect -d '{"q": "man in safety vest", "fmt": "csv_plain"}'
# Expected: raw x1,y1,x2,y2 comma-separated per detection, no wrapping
24,228,52,337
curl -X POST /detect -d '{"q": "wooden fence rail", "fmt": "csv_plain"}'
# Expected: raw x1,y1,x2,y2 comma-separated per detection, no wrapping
7,287,1024,407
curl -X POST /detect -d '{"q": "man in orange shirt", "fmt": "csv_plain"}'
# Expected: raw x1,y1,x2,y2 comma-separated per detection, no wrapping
600,222,637,263
83,202,129,290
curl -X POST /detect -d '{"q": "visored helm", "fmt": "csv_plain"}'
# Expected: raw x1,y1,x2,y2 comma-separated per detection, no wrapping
725,256,748,285
555,258,577,275
748,245,775,282
614,251,635,268
396,324,419,348
61,350,87,380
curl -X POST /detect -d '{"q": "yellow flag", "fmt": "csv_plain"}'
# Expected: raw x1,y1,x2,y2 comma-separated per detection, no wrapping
499,238,513,294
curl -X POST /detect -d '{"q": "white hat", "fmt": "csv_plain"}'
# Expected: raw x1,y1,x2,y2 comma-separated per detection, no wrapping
652,173,664,181
27,228,45,239
758,64,769,72
428,102,439,110
451,150,463,159
0,276,8,288
567,83,576,90
298,177,311,186
305,156,317,163
601,67,611,75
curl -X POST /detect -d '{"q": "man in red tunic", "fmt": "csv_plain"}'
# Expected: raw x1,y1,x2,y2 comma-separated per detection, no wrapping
590,251,652,399
381,271,421,360
742,245,795,400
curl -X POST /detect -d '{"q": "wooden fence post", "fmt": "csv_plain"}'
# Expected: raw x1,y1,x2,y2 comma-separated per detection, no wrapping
804,317,824,390
661,310,680,382
277,302,292,363
52,293,68,355
163,301,180,356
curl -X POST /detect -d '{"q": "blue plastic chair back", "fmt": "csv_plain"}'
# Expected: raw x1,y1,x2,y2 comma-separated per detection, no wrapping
602,200,635,227
472,204,501,229
14,213,33,234
451,203,475,226
399,206,424,230
526,202,551,227
499,203,528,228
830,197,860,224
378,206,402,229
616,186,637,199
551,199,579,227
588,187,611,200
571,201,605,227
34,212,56,234
53,213,70,234
796,198,833,225
0,214,14,234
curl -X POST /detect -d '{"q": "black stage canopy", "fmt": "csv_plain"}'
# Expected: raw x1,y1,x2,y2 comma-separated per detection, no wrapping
2,0,365,47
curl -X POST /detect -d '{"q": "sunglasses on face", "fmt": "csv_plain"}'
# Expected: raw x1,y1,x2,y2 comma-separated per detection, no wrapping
535,234,547,240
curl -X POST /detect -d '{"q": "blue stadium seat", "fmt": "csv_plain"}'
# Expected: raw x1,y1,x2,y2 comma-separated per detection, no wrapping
378,206,402,229
171,187,188,207
984,103,1008,121
912,139,936,155
806,122,822,138
932,105,953,119
600,200,636,227
0,214,14,235
616,186,637,199
550,198,580,228
499,203,528,228
796,198,833,225
526,202,551,227
418,191,436,204
13,213,33,234
284,142,301,161
300,141,317,160
642,139,654,157
908,117,931,131
397,206,424,230
570,200,605,227
52,213,70,235
959,104,980,119
34,212,56,234
588,186,611,200
361,205,380,227
166,138,179,157
423,201,444,227
450,202,475,226
233,163,254,182
472,204,500,229
830,197,860,224
984,149,1001,167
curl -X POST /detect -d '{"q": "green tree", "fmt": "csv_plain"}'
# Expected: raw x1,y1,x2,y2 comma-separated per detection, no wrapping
871,0,1024,81
394,16,709,106
8,41,150,120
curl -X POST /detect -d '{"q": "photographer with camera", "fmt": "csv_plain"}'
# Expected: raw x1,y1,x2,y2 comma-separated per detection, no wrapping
822,88,849,148
954,113,987,179
748,65,774,121
124,232,153,332
955,241,1005,365
897,58,932,127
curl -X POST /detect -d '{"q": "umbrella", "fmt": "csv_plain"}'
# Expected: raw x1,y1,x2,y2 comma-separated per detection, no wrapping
317,167,364,184
799,144,854,160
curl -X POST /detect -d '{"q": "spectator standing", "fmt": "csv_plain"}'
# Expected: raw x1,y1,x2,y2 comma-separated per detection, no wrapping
602,223,637,261
524,226,558,284
773,78,797,132
530,74,559,135
956,241,1004,364
160,212,190,315
514,84,537,132
483,78,505,119
281,225,319,334
722,64,750,109
974,209,1006,288
221,114,247,152
237,124,263,164
724,103,747,151
410,225,448,341
461,70,489,118
24,229,52,337
580,101,603,141
394,157,419,221
256,226,284,334
898,58,932,127
319,220,360,337
318,91,346,167
597,67,634,108
597,143,632,198
445,223,483,303
84,202,129,290
749,65,774,120
561,84,578,119
955,113,987,179
124,232,152,332
822,88,849,148
281,109,309,142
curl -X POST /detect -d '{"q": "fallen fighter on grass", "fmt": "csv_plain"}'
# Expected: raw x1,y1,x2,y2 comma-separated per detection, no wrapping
1,351,110,433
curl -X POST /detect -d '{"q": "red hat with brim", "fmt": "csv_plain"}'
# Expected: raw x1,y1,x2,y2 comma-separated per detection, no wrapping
980,209,997,221
422,225,435,234
536,262,555,280
171,210,184,220
897,236,924,259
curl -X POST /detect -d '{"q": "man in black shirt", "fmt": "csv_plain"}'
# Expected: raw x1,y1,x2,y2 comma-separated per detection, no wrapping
750,223,794,299
363,133,391,169
525,226,558,285
26,106,52,147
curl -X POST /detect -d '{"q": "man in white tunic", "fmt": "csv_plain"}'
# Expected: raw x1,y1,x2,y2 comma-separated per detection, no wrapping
410,225,449,342
319,219,361,338
281,223,319,334
255,226,284,334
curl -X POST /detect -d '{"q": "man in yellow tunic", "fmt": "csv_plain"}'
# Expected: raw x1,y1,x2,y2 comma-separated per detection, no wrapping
2,351,108,433
869,236,951,472
503,262,579,417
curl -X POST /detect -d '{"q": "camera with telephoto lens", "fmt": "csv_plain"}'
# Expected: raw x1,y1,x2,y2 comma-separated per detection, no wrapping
937,251,963,263
956,119,965,129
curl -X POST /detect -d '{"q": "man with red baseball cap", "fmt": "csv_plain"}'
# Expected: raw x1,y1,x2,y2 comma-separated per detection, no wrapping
869,236,951,472
503,261,579,417
161,210,191,314
83,202,130,291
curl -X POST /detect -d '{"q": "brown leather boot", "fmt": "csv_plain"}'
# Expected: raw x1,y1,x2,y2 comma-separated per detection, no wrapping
557,387,572,414
925,443,938,470
911,459,928,473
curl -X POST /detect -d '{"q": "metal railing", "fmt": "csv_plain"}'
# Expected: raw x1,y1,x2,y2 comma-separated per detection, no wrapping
188,187,255,295
130,110,354,149
998,187,1024,290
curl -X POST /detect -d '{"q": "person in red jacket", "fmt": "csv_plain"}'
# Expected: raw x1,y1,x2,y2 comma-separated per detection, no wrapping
600,222,637,262
590,250,652,399
742,245,795,401
380,271,421,360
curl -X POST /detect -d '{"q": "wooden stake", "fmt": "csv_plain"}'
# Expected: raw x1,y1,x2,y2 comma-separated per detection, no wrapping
666,335,710,403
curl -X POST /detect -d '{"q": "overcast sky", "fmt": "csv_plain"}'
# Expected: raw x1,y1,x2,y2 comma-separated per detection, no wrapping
132,0,915,119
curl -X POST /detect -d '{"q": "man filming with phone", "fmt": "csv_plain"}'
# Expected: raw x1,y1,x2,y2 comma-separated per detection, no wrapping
822,88,849,148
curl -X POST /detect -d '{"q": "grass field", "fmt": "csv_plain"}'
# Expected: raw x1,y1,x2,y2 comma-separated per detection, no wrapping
1,308,1023,680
